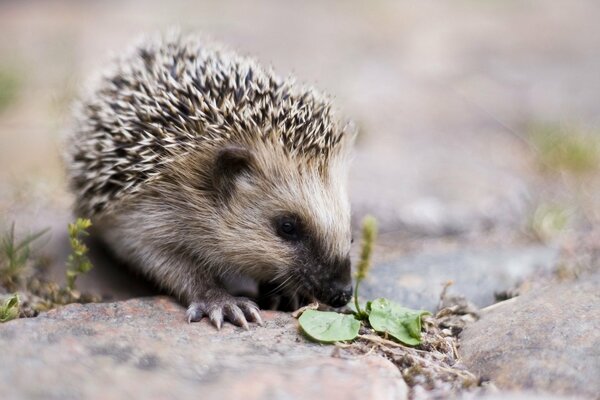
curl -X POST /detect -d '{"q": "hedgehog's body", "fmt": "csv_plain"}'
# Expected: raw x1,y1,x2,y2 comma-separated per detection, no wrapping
67,33,355,328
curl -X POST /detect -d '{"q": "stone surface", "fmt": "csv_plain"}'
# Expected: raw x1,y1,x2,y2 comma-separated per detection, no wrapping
361,245,559,311
0,297,407,400
459,273,600,399
462,393,581,400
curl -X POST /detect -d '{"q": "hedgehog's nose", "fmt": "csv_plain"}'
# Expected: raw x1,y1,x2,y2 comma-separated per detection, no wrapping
328,284,352,307
318,255,352,307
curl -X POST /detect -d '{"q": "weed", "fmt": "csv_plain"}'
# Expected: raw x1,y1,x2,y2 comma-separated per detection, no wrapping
528,122,600,174
0,224,49,289
353,215,377,318
0,66,21,112
529,203,572,242
0,294,19,323
65,218,93,292
0,219,98,321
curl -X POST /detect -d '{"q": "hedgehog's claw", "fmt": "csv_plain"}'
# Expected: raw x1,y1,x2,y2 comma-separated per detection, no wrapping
238,300,263,326
187,297,262,330
224,304,249,330
186,304,204,323
209,307,224,330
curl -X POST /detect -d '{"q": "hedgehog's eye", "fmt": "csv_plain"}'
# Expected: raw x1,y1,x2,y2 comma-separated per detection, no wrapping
276,216,301,241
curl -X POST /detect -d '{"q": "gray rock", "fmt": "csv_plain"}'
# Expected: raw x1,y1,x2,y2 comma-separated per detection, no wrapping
361,245,559,311
459,274,600,399
0,297,407,400
460,392,581,400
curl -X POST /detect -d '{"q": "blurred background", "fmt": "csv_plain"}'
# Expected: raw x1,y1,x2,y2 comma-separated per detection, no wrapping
0,0,599,299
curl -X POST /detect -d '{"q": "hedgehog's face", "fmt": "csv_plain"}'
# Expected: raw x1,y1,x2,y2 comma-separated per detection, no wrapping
267,210,353,307
211,143,353,308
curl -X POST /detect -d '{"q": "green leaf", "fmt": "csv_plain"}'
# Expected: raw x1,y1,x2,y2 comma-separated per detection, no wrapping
298,309,360,343
0,294,20,323
368,298,430,346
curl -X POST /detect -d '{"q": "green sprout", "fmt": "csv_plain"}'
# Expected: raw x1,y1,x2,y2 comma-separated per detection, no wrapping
530,203,572,242
528,122,600,174
0,223,49,289
0,219,99,320
0,66,21,112
0,294,20,323
354,215,377,318
65,218,93,292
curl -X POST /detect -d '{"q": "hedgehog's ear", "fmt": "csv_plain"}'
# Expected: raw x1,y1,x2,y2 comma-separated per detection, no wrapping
212,145,255,196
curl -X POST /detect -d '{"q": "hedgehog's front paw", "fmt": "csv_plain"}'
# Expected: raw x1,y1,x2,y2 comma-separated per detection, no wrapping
186,295,263,330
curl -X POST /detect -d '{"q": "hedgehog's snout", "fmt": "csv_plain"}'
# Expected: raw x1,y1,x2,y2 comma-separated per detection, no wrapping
317,256,352,308
327,284,353,308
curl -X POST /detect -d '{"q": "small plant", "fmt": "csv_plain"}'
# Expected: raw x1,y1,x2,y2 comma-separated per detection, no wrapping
529,203,572,242
528,122,600,174
0,294,20,323
298,216,430,345
0,223,49,289
353,215,376,319
0,219,99,321
65,218,93,292
0,65,21,112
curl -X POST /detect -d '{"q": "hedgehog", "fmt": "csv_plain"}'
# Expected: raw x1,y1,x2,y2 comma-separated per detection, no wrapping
66,32,356,329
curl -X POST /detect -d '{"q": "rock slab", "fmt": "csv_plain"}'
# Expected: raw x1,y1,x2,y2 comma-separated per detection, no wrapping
459,274,600,399
0,297,407,400
361,245,558,311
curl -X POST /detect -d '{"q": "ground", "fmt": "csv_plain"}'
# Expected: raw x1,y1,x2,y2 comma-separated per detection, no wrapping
0,1,599,399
